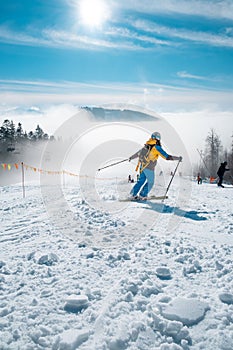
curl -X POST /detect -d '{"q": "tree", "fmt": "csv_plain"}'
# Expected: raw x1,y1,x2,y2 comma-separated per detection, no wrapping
35,125,44,140
43,133,49,140
204,129,222,177
0,119,12,142
28,131,36,141
0,118,56,160
16,122,24,140
9,120,15,140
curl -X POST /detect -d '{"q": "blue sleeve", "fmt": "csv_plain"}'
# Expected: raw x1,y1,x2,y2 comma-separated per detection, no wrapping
155,145,169,159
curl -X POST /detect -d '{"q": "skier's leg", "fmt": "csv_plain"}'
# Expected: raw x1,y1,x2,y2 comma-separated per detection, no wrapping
218,176,223,186
130,171,146,196
139,169,154,197
139,182,148,197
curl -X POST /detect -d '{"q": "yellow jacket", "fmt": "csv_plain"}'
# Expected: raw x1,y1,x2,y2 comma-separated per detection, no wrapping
130,138,170,172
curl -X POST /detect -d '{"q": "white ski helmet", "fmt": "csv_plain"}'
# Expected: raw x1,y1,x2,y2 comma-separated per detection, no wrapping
151,131,161,140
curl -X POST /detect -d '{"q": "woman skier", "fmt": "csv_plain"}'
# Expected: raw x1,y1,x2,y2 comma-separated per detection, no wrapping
128,131,182,200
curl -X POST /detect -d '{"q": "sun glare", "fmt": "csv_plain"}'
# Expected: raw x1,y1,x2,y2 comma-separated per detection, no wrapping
79,0,110,28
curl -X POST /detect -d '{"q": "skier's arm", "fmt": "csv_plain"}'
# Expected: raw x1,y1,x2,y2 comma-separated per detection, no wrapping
129,149,141,161
155,145,182,161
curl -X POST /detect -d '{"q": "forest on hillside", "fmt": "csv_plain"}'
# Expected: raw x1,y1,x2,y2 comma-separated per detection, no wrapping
0,119,57,163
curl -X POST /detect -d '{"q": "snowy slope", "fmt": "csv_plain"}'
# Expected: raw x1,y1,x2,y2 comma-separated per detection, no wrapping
1,178,233,350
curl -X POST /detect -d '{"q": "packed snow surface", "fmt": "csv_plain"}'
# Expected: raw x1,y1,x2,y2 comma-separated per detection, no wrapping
1,176,233,349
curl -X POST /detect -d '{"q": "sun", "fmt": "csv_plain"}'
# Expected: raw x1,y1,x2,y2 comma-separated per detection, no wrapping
79,0,110,28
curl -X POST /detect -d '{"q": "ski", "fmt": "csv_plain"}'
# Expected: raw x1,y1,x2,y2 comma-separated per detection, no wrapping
148,195,168,200
119,195,168,202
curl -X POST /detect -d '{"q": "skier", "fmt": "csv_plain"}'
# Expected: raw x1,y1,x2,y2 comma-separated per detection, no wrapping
197,173,202,184
217,161,230,188
128,131,182,200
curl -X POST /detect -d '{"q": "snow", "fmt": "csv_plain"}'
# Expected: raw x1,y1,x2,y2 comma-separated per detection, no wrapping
0,177,233,349
161,297,210,326
156,267,172,280
219,293,233,305
64,295,89,313
56,329,91,350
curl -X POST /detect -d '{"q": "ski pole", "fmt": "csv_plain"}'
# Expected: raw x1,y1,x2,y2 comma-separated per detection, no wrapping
162,159,181,202
98,159,128,171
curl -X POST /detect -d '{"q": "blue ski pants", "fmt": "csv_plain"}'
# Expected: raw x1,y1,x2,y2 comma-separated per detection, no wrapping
130,169,155,197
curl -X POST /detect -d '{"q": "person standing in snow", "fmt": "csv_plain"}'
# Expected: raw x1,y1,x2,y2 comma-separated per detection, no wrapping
217,161,229,188
197,173,202,184
128,131,182,200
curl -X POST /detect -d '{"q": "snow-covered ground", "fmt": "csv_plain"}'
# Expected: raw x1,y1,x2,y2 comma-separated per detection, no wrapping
1,176,233,350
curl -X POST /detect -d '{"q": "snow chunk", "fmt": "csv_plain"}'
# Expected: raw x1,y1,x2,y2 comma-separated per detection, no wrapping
215,261,224,271
117,249,131,260
0,261,6,268
108,338,128,350
37,253,58,266
160,343,183,350
219,292,233,305
161,297,210,326
57,329,90,350
183,260,202,276
156,267,172,280
64,294,89,313
149,312,191,345
141,280,162,297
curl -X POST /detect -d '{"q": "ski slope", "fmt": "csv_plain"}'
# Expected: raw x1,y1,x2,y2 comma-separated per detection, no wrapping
1,177,233,350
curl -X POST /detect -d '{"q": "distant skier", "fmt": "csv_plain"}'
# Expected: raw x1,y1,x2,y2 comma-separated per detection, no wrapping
217,161,230,188
197,173,202,184
128,132,182,200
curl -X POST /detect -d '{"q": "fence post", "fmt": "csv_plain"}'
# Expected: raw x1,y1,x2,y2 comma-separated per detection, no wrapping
62,170,65,188
21,162,25,198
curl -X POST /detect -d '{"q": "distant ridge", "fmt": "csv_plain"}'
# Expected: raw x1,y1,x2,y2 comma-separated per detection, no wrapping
82,107,159,121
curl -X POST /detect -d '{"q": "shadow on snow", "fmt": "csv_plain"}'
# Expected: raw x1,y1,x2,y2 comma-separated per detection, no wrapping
144,202,208,221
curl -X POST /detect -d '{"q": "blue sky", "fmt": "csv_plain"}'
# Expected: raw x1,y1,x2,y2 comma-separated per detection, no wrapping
1,0,233,92
0,0,233,159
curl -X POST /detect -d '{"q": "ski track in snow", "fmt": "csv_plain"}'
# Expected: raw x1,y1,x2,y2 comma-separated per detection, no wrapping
0,178,233,350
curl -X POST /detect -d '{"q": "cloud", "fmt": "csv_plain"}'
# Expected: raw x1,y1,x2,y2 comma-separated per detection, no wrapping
0,26,49,47
0,25,141,51
0,25,161,51
105,26,172,47
131,19,233,48
119,0,233,21
1,79,233,113
176,71,214,81
44,28,140,50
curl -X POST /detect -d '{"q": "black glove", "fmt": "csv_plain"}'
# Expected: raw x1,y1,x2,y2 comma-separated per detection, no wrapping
179,156,182,162
129,157,132,162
